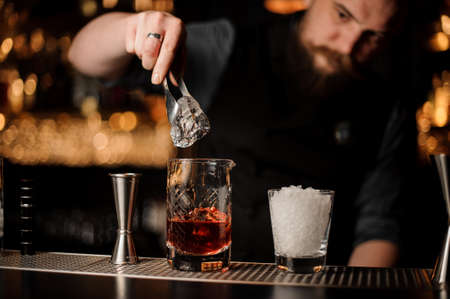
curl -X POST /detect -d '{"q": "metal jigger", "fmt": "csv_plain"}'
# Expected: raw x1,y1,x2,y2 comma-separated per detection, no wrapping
432,154,450,287
110,173,141,265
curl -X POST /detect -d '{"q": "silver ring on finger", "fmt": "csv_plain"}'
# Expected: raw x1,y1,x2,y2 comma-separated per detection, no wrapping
147,32,163,41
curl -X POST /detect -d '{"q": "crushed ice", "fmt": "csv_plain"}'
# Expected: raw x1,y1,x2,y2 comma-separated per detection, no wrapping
268,185,333,257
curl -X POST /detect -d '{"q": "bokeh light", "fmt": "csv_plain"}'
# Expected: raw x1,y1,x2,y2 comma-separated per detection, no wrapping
24,74,38,96
121,111,138,131
81,96,98,117
264,0,307,14
93,132,108,150
82,0,98,17
430,32,450,52
58,35,71,61
87,112,102,131
417,70,450,157
11,78,24,97
13,34,26,53
109,112,122,131
30,29,45,53
0,114,6,131
1,37,13,55
134,0,173,12
426,136,438,153
442,15,450,35
103,0,118,9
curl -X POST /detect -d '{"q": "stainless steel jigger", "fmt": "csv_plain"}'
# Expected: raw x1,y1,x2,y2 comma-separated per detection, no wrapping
110,173,141,265
432,154,450,287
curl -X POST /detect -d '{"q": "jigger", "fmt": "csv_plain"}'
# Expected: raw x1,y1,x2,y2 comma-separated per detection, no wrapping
432,154,450,287
110,173,141,265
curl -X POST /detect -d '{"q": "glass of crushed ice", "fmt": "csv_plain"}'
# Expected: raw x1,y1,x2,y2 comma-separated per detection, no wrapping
268,186,334,273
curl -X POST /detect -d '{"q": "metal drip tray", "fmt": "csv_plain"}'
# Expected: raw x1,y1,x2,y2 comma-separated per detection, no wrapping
0,251,433,289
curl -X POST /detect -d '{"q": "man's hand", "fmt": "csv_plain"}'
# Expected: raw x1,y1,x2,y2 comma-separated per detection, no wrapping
348,240,399,267
69,11,186,83
125,11,186,84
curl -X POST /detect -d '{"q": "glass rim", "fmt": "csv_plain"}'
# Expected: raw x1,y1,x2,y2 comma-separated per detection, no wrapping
268,188,335,196
168,158,235,166
109,173,142,178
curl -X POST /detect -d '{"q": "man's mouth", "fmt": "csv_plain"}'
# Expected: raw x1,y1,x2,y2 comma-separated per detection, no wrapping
308,45,354,76
313,52,338,74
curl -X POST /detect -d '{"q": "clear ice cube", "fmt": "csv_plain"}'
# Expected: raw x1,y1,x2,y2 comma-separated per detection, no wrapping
184,207,225,222
170,96,210,148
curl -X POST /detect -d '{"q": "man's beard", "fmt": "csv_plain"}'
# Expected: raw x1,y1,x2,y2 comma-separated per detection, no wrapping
285,26,363,98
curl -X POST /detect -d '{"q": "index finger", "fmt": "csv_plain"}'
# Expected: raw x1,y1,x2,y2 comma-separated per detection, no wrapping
151,20,184,85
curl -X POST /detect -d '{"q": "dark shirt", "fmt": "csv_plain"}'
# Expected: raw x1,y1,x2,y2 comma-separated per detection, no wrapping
116,12,412,264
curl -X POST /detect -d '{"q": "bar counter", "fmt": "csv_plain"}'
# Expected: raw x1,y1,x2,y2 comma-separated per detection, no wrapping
0,250,443,299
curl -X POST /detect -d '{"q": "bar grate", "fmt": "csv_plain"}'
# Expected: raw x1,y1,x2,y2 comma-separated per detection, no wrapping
0,251,433,289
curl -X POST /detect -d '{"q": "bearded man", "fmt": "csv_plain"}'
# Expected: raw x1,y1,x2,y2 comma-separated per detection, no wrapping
69,0,412,267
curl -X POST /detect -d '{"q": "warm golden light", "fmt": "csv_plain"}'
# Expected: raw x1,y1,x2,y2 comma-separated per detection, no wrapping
264,0,307,14
12,144,25,161
0,69,19,85
430,32,450,52
93,132,108,150
103,0,118,8
434,107,448,127
30,29,45,53
442,15,450,35
81,96,98,116
416,70,450,157
87,112,102,131
121,111,138,131
109,112,122,130
58,36,72,61
433,86,450,127
417,115,431,133
426,136,438,153
24,74,38,96
147,95,167,122
0,114,175,167
11,78,24,97
2,125,17,145
13,34,26,52
82,0,98,17
59,36,71,50
0,114,6,131
422,101,433,117
1,37,13,55
134,0,173,12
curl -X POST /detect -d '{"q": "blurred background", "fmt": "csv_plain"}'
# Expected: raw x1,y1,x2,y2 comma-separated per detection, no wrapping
0,0,448,268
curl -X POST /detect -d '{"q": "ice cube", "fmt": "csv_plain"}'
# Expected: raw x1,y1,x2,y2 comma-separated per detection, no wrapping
184,207,226,222
170,96,210,148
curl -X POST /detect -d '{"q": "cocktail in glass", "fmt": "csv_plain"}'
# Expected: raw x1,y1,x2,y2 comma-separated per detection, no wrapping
166,158,235,271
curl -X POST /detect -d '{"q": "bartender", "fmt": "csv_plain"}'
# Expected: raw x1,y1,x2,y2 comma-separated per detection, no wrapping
68,0,413,267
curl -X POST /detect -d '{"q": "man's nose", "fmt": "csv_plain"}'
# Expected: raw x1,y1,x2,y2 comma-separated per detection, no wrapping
336,27,362,56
